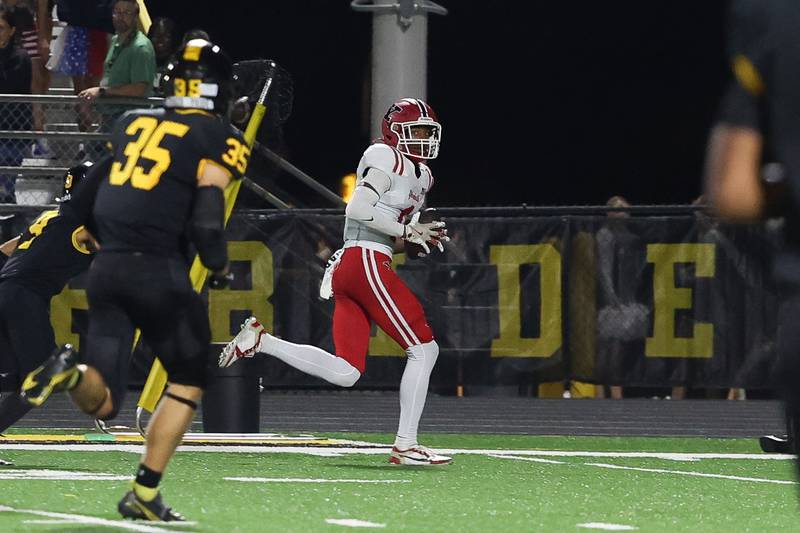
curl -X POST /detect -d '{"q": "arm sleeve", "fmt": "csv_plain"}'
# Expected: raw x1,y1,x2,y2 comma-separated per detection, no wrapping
345,167,405,238
189,185,228,272
59,153,113,227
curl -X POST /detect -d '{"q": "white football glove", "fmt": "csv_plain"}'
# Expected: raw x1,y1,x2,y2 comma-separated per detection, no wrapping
403,212,449,254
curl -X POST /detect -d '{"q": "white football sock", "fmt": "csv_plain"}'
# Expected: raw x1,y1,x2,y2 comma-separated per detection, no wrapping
394,340,439,449
258,333,361,387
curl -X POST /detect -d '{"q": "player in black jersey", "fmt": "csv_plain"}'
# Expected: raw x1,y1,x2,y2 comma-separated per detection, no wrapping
0,161,103,436
705,1,800,469
21,39,249,522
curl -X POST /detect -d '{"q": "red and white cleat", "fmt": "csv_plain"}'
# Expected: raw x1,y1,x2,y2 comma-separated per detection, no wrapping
389,445,452,466
218,316,266,368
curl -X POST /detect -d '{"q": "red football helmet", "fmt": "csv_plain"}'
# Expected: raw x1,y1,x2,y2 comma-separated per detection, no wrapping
381,98,442,160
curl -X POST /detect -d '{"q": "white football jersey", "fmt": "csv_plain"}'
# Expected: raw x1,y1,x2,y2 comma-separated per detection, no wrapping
343,143,434,251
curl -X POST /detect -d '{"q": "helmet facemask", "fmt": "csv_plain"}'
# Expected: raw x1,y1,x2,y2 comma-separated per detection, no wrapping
392,120,442,160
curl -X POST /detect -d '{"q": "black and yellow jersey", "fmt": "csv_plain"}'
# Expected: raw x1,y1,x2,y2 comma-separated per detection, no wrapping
93,107,249,257
721,1,800,194
0,209,94,299
719,1,800,267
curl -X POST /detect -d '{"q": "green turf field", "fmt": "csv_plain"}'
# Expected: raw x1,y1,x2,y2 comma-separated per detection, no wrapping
0,433,797,532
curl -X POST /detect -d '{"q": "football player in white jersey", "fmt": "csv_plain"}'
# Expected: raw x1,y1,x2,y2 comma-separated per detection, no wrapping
220,98,452,465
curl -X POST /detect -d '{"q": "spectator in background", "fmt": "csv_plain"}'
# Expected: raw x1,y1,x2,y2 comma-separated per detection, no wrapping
49,0,112,132
147,16,178,94
595,196,644,399
0,6,31,203
77,0,154,101
5,0,52,158
76,0,153,161
690,194,747,401
595,196,691,401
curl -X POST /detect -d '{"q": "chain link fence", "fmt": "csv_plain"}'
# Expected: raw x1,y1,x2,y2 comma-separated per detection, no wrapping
0,94,162,206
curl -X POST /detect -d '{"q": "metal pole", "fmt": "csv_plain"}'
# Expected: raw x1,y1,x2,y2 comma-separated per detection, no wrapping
351,0,448,139
242,177,291,209
253,141,346,207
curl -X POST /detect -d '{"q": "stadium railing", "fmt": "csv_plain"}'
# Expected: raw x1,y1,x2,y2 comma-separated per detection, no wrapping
0,93,163,205
0,93,343,209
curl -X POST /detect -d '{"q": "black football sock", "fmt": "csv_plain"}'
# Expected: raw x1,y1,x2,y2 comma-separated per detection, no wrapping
133,463,162,502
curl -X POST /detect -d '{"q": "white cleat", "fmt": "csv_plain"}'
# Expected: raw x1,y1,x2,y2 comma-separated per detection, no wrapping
389,445,452,466
218,316,266,368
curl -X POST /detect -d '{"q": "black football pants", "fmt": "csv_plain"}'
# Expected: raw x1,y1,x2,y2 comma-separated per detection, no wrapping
0,281,56,387
85,252,210,420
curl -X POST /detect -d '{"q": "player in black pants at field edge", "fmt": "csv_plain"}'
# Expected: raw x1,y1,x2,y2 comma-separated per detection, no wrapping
0,162,100,440
706,0,800,460
20,38,249,522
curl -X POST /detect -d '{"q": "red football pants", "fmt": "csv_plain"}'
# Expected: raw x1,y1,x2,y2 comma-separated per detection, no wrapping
331,246,434,372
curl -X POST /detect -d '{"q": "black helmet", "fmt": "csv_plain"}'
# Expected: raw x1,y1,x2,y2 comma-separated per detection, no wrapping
161,39,233,115
55,161,93,203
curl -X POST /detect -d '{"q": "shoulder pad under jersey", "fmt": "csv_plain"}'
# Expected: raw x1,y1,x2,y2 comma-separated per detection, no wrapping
112,109,138,133
111,108,163,136
418,162,434,191
360,143,405,177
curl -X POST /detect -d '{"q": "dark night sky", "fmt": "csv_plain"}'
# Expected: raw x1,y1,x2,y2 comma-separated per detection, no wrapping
145,1,730,207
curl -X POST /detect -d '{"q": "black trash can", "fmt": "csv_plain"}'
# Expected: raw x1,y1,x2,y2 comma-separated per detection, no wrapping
202,347,260,432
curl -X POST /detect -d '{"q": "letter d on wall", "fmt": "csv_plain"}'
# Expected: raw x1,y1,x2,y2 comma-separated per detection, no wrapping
490,244,562,358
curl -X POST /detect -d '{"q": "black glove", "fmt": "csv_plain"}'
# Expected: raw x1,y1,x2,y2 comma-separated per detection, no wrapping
209,269,234,290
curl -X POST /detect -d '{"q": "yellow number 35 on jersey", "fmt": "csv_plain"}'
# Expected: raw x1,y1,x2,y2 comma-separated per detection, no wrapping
109,116,249,191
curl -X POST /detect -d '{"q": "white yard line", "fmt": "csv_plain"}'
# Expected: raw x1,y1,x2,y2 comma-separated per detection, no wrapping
584,462,797,485
24,520,82,524
23,520,197,527
0,505,188,532
225,477,410,483
577,523,638,531
488,454,566,464
442,450,792,462
0,469,128,480
491,453,796,485
325,518,386,528
0,443,792,461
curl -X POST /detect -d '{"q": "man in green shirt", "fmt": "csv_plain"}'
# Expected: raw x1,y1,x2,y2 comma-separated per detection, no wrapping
78,0,155,100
